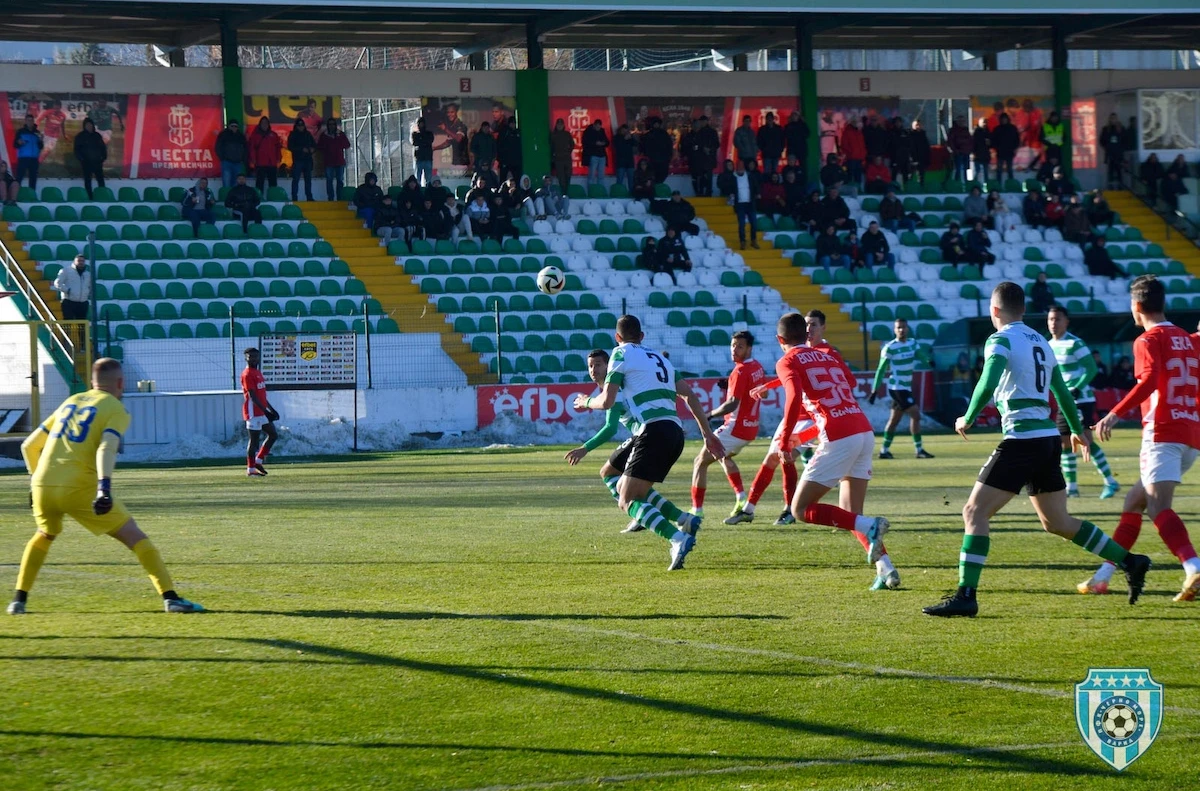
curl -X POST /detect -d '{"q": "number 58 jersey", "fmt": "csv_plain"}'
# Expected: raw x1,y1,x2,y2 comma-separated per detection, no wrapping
32,389,130,489
778,345,870,443
984,321,1059,440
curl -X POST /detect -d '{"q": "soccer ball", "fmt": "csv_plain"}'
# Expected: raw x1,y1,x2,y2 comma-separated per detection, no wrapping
1102,705,1139,739
536,265,565,295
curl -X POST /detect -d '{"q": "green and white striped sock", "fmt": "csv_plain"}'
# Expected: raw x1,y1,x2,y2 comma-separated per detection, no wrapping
1071,521,1129,563
959,534,990,589
627,499,678,541
913,433,924,453
882,430,895,451
1060,451,1078,486
603,476,620,501
1089,443,1117,485
645,489,684,524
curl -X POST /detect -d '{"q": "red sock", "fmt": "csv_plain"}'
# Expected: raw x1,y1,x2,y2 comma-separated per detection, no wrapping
691,486,706,509
782,461,798,505
748,465,775,506
256,446,269,462
802,503,857,530
726,471,744,496
1153,509,1198,563
1112,512,1143,552
849,529,887,556
246,453,254,467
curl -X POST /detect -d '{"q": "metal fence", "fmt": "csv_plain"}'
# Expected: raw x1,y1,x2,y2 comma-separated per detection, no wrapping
342,98,422,193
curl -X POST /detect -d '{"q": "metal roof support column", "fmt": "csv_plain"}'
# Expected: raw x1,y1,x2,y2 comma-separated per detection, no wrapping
515,45,550,183
796,22,819,186
1052,25,1073,176
219,18,242,127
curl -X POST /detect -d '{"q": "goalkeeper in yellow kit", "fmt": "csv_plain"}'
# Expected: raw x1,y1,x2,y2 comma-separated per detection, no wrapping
8,358,205,615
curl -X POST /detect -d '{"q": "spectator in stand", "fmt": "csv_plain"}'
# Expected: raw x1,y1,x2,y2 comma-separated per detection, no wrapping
214,120,247,189
13,114,43,189
466,193,492,238
910,119,931,186
863,115,888,164
758,172,786,218
581,119,609,188
397,197,424,248
225,174,262,232
939,222,967,267
632,159,657,202
816,224,850,271
840,117,866,189
418,197,447,242
1091,350,1110,389
533,174,569,221
859,221,895,269
412,117,434,187
879,188,915,232
464,173,493,207
1062,198,1095,246
641,117,674,184
353,172,384,228
1086,190,1115,230
820,186,856,235
72,119,107,200
949,351,974,398
490,194,518,241
1166,153,1192,180
688,116,719,197
654,227,691,285
1044,194,1065,229
372,195,401,245
781,154,803,182
818,109,839,160
1111,355,1135,390
248,117,282,193
732,159,761,250
1162,171,1189,212
469,122,496,175
509,175,537,219
424,177,450,206
733,115,759,171
1030,272,1055,313
0,160,17,206
988,189,1016,231
496,121,523,183
716,159,737,203
316,118,350,201
1035,155,1058,186
477,163,501,192
442,193,473,243
972,118,991,184
396,175,422,208
784,110,810,167
1046,166,1075,198
613,124,638,195
757,112,786,176
661,191,699,235
963,185,989,228
991,113,1019,182
946,116,973,182
888,117,912,184
1139,153,1164,203
965,220,995,267
864,155,892,194
797,189,823,235
819,153,846,192
53,255,91,320
181,177,217,234
1085,236,1125,279
1099,113,1126,189
287,119,316,202
1039,111,1065,168
550,118,575,193
637,236,657,272
1023,189,1049,228
783,169,806,219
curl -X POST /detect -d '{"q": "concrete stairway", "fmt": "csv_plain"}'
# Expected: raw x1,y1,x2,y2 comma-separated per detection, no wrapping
1106,191,1200,277
690,197,879,368
0,224,61,318
295,202,490,383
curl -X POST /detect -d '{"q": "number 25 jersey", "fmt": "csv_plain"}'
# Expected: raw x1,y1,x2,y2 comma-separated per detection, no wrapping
33,389,130,489
1133,322,1200,449
777,345,870,443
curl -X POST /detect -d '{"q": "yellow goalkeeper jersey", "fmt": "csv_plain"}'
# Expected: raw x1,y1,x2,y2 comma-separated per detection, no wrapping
32,390,130,489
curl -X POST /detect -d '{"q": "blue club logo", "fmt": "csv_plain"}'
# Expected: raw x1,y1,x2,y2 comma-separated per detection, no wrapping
1076,669,1162,771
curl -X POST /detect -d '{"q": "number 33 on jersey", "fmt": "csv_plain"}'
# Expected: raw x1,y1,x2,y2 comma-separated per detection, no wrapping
33,390,131,489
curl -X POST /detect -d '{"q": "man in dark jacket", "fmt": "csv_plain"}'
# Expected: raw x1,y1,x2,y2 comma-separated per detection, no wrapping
965,220,995,267
1084,236,1124,279
756,112,786,176
613,124,637,194
731,160,761,249
816,224,850,270
1098,113,1126,189
1023,189,1049,228
687,116,720,197
819,153,846,191
784,111,810,166
652,227,691,284
946,116,973,182
640,117,674,184
354,172,384,227
991,113,1020,182
496,122,523,182
887,118,912,184
287,119,316,201
1162,171,1190,212
910,119,931,185
661,191,700,235
972,119,991,184
316,118,351,201
372,195,401,244
820,186,856,235
420,198,449,241
939,222,967,266
863,115,889,162
73,119,107,199
581,119,609,188
412,117,434,186
215,120,247,189
470,122,496,174
1029,272,1055,313
859,221,894,268
181,178,217,234
225,173,262,232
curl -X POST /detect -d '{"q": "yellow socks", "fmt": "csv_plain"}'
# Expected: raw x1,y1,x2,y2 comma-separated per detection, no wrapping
16,533,53,593
131,539,175,595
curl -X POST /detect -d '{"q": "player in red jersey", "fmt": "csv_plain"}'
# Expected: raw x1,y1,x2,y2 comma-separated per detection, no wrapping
691,331,765,519
1090,276,1200,601
35,102,67,163
775,312,898,589
730,310,836,526
241,348,279,477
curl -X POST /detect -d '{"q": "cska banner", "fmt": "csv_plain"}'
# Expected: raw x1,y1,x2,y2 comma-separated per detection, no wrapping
127,94,223,178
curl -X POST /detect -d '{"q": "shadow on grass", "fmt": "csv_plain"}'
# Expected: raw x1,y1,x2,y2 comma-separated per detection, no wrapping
226,609,786,622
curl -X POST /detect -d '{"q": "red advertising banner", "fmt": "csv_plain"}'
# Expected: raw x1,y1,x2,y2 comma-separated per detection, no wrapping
548,96,615,176
2,91,132,178
1071,98,1097,170
128,94,223,178
478,378,742,427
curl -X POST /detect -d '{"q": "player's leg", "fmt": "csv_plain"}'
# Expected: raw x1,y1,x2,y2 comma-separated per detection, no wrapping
8,488,63,614
107,520,205,612
255,421,278,472
1058,430,1079,497
908,404,931,458
246,428,262,475
1141,448,1200,601
690,445,715,516
719,454,747,512
1079,406,1119,497
839,477,900,589
793,433,888,560
617,423,697,570
924,481,1014,617
879,404,902,459
1081,480,1147,594
739,447,780,524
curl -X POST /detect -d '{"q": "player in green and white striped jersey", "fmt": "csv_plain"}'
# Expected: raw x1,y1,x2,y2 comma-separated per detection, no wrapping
1047,306,1120,499
923,282,1149,618
573,316,726,571
869,319,934,459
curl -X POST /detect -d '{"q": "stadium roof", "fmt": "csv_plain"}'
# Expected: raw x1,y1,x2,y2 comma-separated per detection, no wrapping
2,3,1199,53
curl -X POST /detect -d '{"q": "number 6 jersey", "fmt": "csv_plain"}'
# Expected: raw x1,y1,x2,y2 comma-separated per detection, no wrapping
32,389,131,489
981,321,1060,440
606,343,682,432
778,345,870,444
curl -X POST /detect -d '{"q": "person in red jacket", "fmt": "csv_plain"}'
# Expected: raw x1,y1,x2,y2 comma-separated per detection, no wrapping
863,155,893,195
316,117,351,201
247,117,283,194
839,117,867,190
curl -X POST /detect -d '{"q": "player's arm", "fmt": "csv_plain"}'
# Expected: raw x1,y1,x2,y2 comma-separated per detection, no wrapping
676,377,725,459
92,423,124,515
1049,365,1090,459
575,380,620,411
20,421,50,474
708,392,739,419
1069,346,1098,395
869,350,889,403
957,346,1008,438
567,404,624,465
1096,339,1157,441
777,369,807,456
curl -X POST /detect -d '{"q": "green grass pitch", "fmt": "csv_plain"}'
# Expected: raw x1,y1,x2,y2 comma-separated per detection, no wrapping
1,427,1196,790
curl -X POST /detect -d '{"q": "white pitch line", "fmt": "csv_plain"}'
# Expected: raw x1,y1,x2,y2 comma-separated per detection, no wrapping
29,567,1200,717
